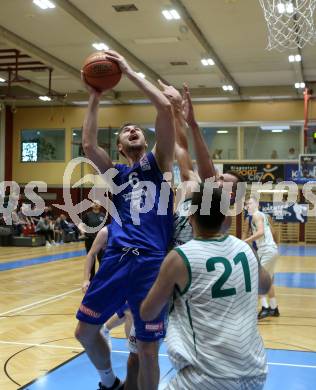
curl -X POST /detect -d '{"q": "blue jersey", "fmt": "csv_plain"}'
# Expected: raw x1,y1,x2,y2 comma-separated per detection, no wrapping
107,152,174,252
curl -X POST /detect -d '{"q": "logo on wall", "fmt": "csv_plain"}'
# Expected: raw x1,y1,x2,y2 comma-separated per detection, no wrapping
260,202,308,223
285,161,316,184
224,164,284,183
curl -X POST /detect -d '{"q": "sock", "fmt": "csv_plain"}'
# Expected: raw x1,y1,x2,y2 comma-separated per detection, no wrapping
98,368,116,387
270,297,277,309
103,324,109,333
261,297,269,308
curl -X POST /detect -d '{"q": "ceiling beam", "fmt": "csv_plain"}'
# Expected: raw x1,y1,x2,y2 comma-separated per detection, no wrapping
0,24,116,100
53,0,169,85
170,0,240,96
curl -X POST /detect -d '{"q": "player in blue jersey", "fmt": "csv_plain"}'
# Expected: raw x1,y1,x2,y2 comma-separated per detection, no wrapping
75,50,176,390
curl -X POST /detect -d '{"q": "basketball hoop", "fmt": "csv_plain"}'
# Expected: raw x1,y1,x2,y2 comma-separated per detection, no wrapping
258,0,316,51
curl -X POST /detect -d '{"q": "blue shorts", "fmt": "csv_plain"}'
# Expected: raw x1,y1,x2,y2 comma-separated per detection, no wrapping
76,247,167,342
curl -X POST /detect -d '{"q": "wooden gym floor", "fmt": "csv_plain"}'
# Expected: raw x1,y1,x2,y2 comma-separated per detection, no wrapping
0,242,315,389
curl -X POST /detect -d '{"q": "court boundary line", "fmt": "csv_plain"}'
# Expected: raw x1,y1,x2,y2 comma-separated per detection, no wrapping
0,288,81,317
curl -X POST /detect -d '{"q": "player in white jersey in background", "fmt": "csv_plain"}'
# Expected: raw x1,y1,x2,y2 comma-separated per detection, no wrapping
245,196,280,319
141,184,271,390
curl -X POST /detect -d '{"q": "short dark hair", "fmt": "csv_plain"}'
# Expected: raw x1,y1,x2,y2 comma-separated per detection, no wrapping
191,183,226,232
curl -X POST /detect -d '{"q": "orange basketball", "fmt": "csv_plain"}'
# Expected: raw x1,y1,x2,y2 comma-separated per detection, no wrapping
82,52,122,91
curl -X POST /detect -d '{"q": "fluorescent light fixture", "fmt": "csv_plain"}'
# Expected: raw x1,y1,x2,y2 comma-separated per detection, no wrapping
162,9,180,20
39,96,51,101
277,2,285,14
295,54,301,62
294,82,305,89
0,77,5,82
33,0,55,10
201,59,209,66
257,189,288,193
261,125,290,130
201,58,214,66
289,54,301,63
92,42,109,51
285,2,294,13
162,10,173,20
137,72,146,78
272,129,283,133
222,85,233,91
170,9,180,19
217,130,228,134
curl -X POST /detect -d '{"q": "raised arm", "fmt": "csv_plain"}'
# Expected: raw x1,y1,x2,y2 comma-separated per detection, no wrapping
105,51,175,173
158,82,196,183
81,77,113,173
183,84,216,180
140,250,189,321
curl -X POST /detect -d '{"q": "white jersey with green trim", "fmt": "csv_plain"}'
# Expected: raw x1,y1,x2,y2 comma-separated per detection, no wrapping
251,211,277,254
173,198,193,247
166,235,267,381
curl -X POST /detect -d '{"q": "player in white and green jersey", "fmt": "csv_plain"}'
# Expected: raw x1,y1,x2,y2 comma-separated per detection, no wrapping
245,196,280,319
141,185,271,390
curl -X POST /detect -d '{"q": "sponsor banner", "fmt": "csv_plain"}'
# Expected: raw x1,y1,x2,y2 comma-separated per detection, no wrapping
299,154,316,180
285,162,316,184
260,202,308,223
223,163,284,183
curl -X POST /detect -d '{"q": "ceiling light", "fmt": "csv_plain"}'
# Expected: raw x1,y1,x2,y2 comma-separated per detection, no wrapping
39,96,52,101
92,43,109,51
295,54,301,62
277,2,286,14
272,129,283,133
217,130,228,134
170,9,180,19
162,10,173,20
162,9,180,20
201,58,214,66
0,77,5,82
137,72,146,78
222,85,233,91
261,125,290,130
285,2,294,13
294,82,305,89
33,0,55,10
288,54,301,63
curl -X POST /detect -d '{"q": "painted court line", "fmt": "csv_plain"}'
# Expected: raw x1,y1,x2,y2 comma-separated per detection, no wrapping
0,341,315,370
0,288,81,317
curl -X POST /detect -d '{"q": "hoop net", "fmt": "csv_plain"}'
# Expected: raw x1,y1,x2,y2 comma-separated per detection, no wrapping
258,0,316,51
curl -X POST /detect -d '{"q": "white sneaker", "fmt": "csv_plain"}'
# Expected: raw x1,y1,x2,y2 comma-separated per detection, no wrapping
100,325,112,351
46,241,52,247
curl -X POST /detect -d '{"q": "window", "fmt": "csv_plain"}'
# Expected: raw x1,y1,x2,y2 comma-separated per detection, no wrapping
189,127,238,160
243,125,301,160
21,129,65,162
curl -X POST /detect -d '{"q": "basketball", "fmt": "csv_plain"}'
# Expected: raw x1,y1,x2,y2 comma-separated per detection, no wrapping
82,52,122,91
